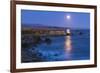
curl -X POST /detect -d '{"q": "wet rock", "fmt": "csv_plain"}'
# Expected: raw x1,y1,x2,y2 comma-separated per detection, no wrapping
79,32,83,35
45,38,52,45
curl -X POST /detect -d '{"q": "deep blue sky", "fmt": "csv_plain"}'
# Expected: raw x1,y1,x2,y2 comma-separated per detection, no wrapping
21,10,90,29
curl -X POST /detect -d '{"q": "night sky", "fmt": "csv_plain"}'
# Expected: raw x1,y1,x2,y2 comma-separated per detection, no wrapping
21,10,90,29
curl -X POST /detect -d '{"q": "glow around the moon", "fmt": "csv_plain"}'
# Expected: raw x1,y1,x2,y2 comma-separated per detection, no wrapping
66,15,71,20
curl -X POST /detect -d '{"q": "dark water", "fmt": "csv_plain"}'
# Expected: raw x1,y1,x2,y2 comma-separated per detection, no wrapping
21,29,90,63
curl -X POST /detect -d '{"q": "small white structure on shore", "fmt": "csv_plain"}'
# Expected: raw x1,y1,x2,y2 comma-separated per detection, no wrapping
66,29,71,35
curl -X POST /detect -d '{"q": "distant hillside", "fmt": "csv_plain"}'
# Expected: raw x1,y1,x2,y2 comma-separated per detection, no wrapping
21,24,68,30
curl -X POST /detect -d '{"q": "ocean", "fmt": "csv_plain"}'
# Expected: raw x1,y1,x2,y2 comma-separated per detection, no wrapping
21,29,90,63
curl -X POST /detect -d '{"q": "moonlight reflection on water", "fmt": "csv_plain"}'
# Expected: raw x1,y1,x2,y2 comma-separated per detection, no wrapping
65,35,72,52
64,35,72,60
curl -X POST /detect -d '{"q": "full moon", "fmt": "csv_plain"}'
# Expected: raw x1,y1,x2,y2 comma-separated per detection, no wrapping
66,15,71,19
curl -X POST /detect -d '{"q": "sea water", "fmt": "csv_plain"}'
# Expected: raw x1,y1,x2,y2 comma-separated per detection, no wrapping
21,29,90,63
